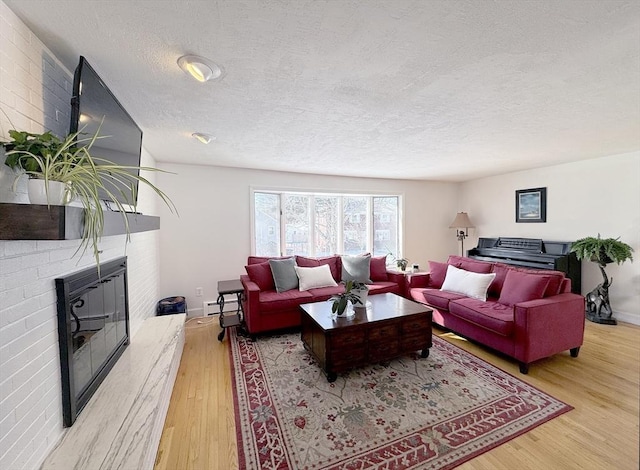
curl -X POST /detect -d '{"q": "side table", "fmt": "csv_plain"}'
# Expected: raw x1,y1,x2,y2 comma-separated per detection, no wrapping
216,279,245,341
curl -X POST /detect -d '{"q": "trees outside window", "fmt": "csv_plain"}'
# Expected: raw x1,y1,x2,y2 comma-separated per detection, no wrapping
253,191,401,260
254,192,280,257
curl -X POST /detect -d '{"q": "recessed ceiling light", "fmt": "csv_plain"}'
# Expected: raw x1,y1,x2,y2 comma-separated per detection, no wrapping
192,132,214,144
177,55,223,82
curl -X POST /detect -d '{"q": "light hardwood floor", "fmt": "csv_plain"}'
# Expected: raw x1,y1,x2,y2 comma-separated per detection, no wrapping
155,317,639,470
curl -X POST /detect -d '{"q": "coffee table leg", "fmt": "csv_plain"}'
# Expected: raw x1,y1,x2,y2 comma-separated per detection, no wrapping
421,348,430,358
327,372,337,383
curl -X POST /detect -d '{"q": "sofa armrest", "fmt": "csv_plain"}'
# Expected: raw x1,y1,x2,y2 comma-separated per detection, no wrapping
403,272,430,299
513,293,586,363
405,272,430,289
386,270,406,284
385,270,406,296
240,274,261,334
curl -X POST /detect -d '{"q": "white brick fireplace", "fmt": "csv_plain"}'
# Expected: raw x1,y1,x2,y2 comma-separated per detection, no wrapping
0,3,162,468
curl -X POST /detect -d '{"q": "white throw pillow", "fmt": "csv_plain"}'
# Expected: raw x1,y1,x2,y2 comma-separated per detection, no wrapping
295,264,339,291
440,264,497,301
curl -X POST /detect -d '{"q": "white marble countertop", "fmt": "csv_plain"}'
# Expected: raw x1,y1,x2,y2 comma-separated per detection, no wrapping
42,314,185,470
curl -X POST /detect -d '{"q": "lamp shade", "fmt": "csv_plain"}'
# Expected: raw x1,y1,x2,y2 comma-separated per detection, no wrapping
449,212,474,229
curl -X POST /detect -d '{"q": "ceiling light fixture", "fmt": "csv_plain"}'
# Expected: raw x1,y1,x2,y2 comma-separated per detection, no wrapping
177,55,222,82
192,132,214,144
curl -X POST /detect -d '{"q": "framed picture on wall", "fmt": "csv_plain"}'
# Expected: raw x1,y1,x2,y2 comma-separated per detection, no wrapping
516,187,547,223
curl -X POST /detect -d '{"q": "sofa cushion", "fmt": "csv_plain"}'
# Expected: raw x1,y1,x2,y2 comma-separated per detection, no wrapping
514,268,565,297
488,262,513,297
245,262,276,291
449,298,514,336
259,289,313,312
269,258,299,293
447,255,493,274
370,256,389,282
341,254,372,283
306,285,344,301
367,281,400,295
427,260,450,288
423,288,467,311
440,265,496,301
498,270,550,306
294,265,338,291
296,255,341,282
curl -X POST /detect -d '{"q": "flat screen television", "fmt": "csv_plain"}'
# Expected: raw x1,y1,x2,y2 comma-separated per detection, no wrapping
70,56,143,207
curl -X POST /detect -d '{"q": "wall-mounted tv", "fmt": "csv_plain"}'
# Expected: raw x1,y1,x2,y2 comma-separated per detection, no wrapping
70,56,143,207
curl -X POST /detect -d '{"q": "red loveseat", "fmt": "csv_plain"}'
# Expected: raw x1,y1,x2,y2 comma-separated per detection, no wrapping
240,255,404,336
406,255,585,373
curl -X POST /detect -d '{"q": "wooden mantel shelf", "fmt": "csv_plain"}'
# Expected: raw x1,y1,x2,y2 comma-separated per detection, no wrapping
0,203,160,240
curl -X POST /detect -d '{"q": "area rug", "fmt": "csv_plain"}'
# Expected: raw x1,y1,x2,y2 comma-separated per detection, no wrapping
229,330,572,469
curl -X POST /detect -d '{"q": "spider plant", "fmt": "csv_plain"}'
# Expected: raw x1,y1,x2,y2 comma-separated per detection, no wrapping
2,126,176,270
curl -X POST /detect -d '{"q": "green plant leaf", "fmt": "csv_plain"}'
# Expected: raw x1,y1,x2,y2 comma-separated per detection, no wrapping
2,124,177,272
571,234,634,266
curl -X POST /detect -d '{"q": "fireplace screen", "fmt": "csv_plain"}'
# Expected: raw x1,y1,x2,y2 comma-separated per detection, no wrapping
55,257,130,426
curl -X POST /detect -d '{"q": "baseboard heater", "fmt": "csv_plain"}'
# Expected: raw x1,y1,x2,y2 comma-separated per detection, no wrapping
203,299,239,316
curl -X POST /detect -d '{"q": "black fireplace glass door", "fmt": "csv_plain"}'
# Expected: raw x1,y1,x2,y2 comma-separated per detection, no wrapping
56,257,130,427
114,273,127,346
66,268,129,403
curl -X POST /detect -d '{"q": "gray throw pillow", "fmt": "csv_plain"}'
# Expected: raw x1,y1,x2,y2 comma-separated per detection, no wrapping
341,254,372,283
269,258,299,293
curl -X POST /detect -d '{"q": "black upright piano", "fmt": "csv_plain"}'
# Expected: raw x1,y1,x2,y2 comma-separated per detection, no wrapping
468,237,581,294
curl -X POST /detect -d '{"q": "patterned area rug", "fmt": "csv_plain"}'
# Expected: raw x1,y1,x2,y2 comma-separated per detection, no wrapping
229,330,572,470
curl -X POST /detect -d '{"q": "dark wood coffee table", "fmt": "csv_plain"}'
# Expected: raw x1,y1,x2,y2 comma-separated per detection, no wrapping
300,293,432,382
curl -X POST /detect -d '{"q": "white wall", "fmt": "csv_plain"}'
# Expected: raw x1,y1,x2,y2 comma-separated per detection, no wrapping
0,3,161,469
460,152,640,325
156,163,459,315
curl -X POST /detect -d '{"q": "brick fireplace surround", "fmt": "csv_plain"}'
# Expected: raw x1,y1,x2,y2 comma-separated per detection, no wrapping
0,4,172,468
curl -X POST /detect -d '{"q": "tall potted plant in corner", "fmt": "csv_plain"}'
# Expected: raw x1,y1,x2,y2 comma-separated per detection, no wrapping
1,126,176,269
571,234,634,325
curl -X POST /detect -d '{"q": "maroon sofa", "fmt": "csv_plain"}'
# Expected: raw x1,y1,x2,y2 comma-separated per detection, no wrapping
241,255,404,336
406,255,585,373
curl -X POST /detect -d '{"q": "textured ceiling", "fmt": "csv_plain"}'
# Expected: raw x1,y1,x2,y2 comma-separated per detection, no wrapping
4,0,640,182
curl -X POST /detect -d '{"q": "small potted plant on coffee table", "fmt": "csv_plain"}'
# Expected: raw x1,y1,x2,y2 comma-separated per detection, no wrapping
330,280,364,318
350,280,369,306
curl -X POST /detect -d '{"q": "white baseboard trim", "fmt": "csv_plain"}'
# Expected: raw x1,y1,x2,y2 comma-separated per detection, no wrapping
612,310,639,326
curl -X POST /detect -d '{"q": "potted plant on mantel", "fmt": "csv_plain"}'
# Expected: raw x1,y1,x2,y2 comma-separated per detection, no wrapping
571,234,634,325
1,127,176,269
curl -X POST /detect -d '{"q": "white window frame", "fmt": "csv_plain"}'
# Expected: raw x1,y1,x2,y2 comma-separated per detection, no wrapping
250,187,404,259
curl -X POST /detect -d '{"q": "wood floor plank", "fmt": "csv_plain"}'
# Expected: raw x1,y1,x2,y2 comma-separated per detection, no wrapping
155,317,640,470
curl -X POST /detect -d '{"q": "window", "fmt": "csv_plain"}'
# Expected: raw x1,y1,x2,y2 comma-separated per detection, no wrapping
284,194,310,255
375,229,390,241
254,192,280,257
253,191,402,259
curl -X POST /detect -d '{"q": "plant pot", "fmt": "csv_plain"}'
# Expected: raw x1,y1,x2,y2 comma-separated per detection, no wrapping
332,300,355,319
28,179,69,205
590,251,614,265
